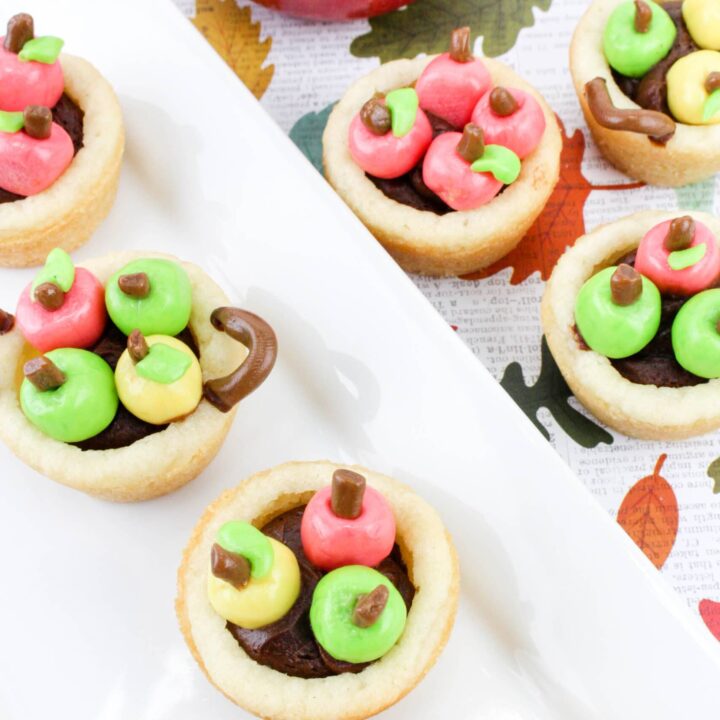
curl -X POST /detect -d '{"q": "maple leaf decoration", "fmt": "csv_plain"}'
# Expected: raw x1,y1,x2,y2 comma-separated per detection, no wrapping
350,0,552,62
192,0,274,100
617,454,678,570
699,599,720,641
466,116,643,285
500,336,613,448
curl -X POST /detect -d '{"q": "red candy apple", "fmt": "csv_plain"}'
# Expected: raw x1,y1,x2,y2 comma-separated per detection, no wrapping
0,41,63,112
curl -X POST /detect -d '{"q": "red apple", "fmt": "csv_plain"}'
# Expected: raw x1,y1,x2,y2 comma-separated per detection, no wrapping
0,41,63,111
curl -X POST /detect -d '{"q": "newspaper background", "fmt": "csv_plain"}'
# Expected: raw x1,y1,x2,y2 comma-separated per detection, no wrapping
175,0,720,634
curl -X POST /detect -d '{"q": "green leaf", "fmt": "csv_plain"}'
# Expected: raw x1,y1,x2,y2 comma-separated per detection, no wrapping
0,110,24,134
707,457,720,493
136,343,191,384
19,36,64,64
471,144,521,184
289,103,335,174
32,248,75,295
350,0,552,62
500,336,614,449
668,243,706,270
674,177,716,213
703,89,720,122
385,87,418,137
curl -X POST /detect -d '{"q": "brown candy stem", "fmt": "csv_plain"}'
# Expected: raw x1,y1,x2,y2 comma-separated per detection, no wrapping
611,263,643,306
664,215,696,250
489,87,519,117
352,585,389,628
118,272,150,298
24,356,66,391
23,106,52,140
360,97,391,135
4,13,33,54
456,123,485,162
331,469,366,519
634,0,652,32
34,282,65,312
203,307,278,413
449,26,473,62
127,329,149,363
0,308,14,335
585,77,676,143
705,72,720,95
211,543,251,590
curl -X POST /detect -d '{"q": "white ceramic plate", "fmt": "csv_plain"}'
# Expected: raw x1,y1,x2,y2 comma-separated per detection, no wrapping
2,1,720,718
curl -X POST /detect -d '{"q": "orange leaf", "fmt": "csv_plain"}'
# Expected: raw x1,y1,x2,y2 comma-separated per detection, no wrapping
699,599,720,641
192,0,274,100
617,454,678,569
465,116,643,284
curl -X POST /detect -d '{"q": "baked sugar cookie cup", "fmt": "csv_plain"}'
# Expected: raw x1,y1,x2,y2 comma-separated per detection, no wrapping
542,210,720,439
0,250,276,501
176,461,459,720
323,28,561,277
570,0,720,186
0,13,124,267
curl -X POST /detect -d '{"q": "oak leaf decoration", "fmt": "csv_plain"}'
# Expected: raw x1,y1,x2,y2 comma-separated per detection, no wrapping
192,0,274,99
617,454,678,570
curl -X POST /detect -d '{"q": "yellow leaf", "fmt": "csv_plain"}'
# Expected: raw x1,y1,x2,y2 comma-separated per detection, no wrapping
192,0,274,99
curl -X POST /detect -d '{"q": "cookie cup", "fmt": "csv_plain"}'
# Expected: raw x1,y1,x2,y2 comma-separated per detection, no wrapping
542,210,720,440
570,0,720,186
176,460,460,720
323,56,561,277
0,54,125,267
0,251,247,501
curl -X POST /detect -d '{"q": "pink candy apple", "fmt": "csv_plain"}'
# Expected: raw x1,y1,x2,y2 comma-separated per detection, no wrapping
0,122,73,196
416,53,492,129
471,88,546,159
422,132,503,211
0,41,63,111
16,268,107,352
301,486,396,570
348,106,432,178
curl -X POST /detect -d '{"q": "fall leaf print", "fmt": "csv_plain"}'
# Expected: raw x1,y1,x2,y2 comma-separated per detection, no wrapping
192,0,274,99
289,103,336,173
706,457,720,494
466,116,643,284
617,454,678,570
699,599,720,641
499,336,613,448
350,0,553,62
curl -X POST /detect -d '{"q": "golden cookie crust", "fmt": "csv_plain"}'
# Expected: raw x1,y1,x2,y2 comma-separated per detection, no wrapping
570,0,720,187
541,211,720,440
323,56,561,277
0,54,125,267
0,251,246,501
176,460,460,720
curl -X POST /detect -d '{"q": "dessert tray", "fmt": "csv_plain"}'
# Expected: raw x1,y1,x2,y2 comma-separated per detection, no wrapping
1,0,720,718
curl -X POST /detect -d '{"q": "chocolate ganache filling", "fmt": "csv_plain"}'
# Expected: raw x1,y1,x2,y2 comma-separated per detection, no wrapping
612,1,698,118
71,322,199,451
575,250,712,388
226,506,415,679
0,93,84,204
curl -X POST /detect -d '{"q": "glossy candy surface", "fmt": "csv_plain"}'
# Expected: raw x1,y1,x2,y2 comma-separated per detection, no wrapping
667,50,720,124
0,40,63,111
301,485,396,570
635,219,720,295
575,266,661,358
672,288,720,377
416,53,491,128
20,348,118,442
310,565,407,664
422,132,503,211
470,87,546,159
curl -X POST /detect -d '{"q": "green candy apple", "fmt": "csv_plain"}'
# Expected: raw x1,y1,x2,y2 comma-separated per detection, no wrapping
20,349,118,443
105,258,192,337
672,288,720,378
603,0,677,77
575,266,661,358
